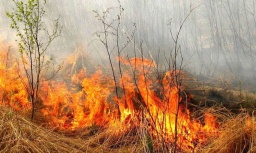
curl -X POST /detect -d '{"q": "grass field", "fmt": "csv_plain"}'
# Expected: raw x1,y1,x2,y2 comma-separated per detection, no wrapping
1,84,256,153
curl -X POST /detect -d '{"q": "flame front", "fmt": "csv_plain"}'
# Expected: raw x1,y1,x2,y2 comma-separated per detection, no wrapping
0,51,30,111
0,48,219,151
40,56,219,150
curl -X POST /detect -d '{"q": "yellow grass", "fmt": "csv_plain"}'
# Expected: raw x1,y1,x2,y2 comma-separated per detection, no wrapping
1,105,256,153
0,107,145,153
199,112,256,153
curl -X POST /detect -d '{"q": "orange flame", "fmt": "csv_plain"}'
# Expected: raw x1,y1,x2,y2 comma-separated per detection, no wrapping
0,50,30,111
0,49,219,151
41,57,219,150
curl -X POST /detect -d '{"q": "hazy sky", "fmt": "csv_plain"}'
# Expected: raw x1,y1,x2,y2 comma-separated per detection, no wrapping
1,0,256,86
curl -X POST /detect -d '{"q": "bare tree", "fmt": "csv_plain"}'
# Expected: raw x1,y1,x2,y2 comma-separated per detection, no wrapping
93,0,135,118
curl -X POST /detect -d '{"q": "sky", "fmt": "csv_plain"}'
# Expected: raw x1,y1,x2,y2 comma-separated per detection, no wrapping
1,0,256,88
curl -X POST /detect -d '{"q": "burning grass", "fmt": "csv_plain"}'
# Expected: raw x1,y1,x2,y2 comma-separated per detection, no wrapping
200,112,256,153
1,106,256,153
0,107,88,153
0,107,146,153
1,48,256,152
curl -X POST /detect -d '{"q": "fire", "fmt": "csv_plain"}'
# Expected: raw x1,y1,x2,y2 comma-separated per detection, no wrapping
0,47,219,151
40,56,219,150
0,50,30,111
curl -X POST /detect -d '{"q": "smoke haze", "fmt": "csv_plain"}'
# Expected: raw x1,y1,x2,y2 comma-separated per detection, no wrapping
1,0,256,89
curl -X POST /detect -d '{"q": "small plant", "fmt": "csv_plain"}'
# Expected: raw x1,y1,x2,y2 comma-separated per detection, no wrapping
6,0,61,119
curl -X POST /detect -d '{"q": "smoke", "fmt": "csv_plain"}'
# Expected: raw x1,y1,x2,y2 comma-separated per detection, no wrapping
1,0,256,88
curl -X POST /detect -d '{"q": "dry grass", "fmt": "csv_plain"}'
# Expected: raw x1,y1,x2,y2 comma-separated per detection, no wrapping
78,125,145,153
2,105,256,153
199,112,256,153
0,107,88,153
0,107,145,153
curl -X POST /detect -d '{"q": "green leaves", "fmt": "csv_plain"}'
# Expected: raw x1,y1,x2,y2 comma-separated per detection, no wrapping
6,0,60,68
6,0,60,119
7,0,41,50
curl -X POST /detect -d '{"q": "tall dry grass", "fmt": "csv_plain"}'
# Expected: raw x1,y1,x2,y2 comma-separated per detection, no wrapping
0,107,88,153
2,105,256,153
199,112,256,153
0,107,145,153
